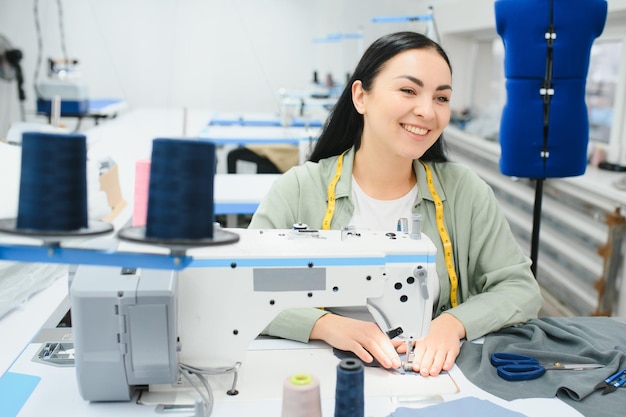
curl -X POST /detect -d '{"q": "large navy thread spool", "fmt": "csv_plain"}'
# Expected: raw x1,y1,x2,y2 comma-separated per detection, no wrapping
145,138,216,240
17,131,88,232
334,358,364,417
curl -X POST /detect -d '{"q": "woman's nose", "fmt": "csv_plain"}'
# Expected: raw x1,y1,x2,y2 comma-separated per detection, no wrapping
412,96,435,120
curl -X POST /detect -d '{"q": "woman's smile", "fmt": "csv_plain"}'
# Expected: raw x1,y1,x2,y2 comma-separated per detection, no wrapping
401,123,429,136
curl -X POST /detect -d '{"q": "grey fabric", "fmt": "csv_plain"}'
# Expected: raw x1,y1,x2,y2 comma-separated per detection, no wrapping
455,317,626,417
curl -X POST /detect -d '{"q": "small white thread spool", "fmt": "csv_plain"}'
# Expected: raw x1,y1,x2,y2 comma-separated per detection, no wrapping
281,373,322,417
410,214,422,240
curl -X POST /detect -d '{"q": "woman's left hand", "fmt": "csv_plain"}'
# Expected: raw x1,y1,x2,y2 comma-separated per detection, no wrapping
392,312,465,376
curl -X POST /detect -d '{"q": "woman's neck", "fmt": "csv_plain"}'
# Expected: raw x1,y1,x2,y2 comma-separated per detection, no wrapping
352,148,416,200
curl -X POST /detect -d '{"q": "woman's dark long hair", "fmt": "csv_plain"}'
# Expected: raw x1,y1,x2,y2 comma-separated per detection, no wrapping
309,31,452,163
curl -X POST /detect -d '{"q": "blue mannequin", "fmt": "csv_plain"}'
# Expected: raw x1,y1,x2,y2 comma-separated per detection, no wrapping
495,0,607,178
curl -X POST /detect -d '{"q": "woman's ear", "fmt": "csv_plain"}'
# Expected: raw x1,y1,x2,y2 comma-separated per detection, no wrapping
351,80,366,114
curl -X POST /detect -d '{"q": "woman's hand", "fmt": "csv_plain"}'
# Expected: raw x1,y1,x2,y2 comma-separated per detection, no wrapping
310,313,402,369
394,313,465,376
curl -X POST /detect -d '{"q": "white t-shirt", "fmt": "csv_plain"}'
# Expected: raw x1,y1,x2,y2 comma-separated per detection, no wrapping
348,176,417,231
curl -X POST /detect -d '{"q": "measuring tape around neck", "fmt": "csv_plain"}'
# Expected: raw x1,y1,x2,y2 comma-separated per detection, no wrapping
420,161,459,307
321,151,346,230
322,154,459,308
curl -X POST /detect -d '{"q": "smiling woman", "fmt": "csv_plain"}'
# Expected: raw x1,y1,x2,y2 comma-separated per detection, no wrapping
350,48,452,196
249,31,542,378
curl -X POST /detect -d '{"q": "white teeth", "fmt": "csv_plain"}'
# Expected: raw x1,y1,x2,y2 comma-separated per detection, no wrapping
402,124,428,135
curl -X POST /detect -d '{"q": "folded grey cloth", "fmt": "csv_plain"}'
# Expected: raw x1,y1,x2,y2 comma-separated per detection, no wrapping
455,317,626,417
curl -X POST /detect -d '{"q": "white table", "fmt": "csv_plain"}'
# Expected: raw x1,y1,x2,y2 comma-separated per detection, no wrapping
208,111,324,128
0,280,585,417
214,173,279,227
86,98,128,121
198,125,320,164
38,98,128,127
199,124,319,145
214,174,279,216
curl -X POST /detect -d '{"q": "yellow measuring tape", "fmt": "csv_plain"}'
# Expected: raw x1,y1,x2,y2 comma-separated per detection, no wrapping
321,151,345,231
420,161,459,307
321,152,459,307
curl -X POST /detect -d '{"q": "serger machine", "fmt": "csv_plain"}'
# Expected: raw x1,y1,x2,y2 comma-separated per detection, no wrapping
69,225,437,403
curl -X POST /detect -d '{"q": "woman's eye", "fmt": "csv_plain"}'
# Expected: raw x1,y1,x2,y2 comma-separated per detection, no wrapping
401,88,416,95
436,96,450,103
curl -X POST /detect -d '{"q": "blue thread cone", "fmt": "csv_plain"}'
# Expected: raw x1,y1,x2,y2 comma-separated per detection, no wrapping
145,138,216,240
334,358,364,417
17,132,88,231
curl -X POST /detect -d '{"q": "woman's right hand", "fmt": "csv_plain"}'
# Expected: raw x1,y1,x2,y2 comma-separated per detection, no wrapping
309,313,402,369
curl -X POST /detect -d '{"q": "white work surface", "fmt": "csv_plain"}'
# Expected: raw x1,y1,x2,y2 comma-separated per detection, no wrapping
213,174,279,216
208,111,325,128
87,98,128,117
0,276,584,417
198,125,320,146
209,111,285,126
198,124,319,164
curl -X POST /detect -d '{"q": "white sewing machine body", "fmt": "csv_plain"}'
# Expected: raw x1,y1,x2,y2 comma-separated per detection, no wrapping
69,227,437,402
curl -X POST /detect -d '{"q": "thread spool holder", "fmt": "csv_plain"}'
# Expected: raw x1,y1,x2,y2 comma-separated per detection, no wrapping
0,220,240,270
0,218,113,241
0,133,237,270
117,223,240,258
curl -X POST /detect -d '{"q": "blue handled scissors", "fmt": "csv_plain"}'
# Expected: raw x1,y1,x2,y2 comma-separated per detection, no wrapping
490,352,604,381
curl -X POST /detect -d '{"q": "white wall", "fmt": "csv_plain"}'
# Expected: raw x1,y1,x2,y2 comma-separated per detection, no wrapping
0,0,457,137
4,0,625,139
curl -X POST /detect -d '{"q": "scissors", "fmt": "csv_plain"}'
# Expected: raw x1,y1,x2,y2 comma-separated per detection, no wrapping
490,352,604,381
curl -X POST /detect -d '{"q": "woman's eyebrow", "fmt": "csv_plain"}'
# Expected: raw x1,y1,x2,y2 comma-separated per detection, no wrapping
396,75,452,91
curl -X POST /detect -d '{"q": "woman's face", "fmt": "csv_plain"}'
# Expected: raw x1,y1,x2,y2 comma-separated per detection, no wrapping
352,48,452,161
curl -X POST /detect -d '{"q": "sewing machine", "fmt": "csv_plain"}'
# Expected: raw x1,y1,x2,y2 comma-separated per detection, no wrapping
69,226,437,405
